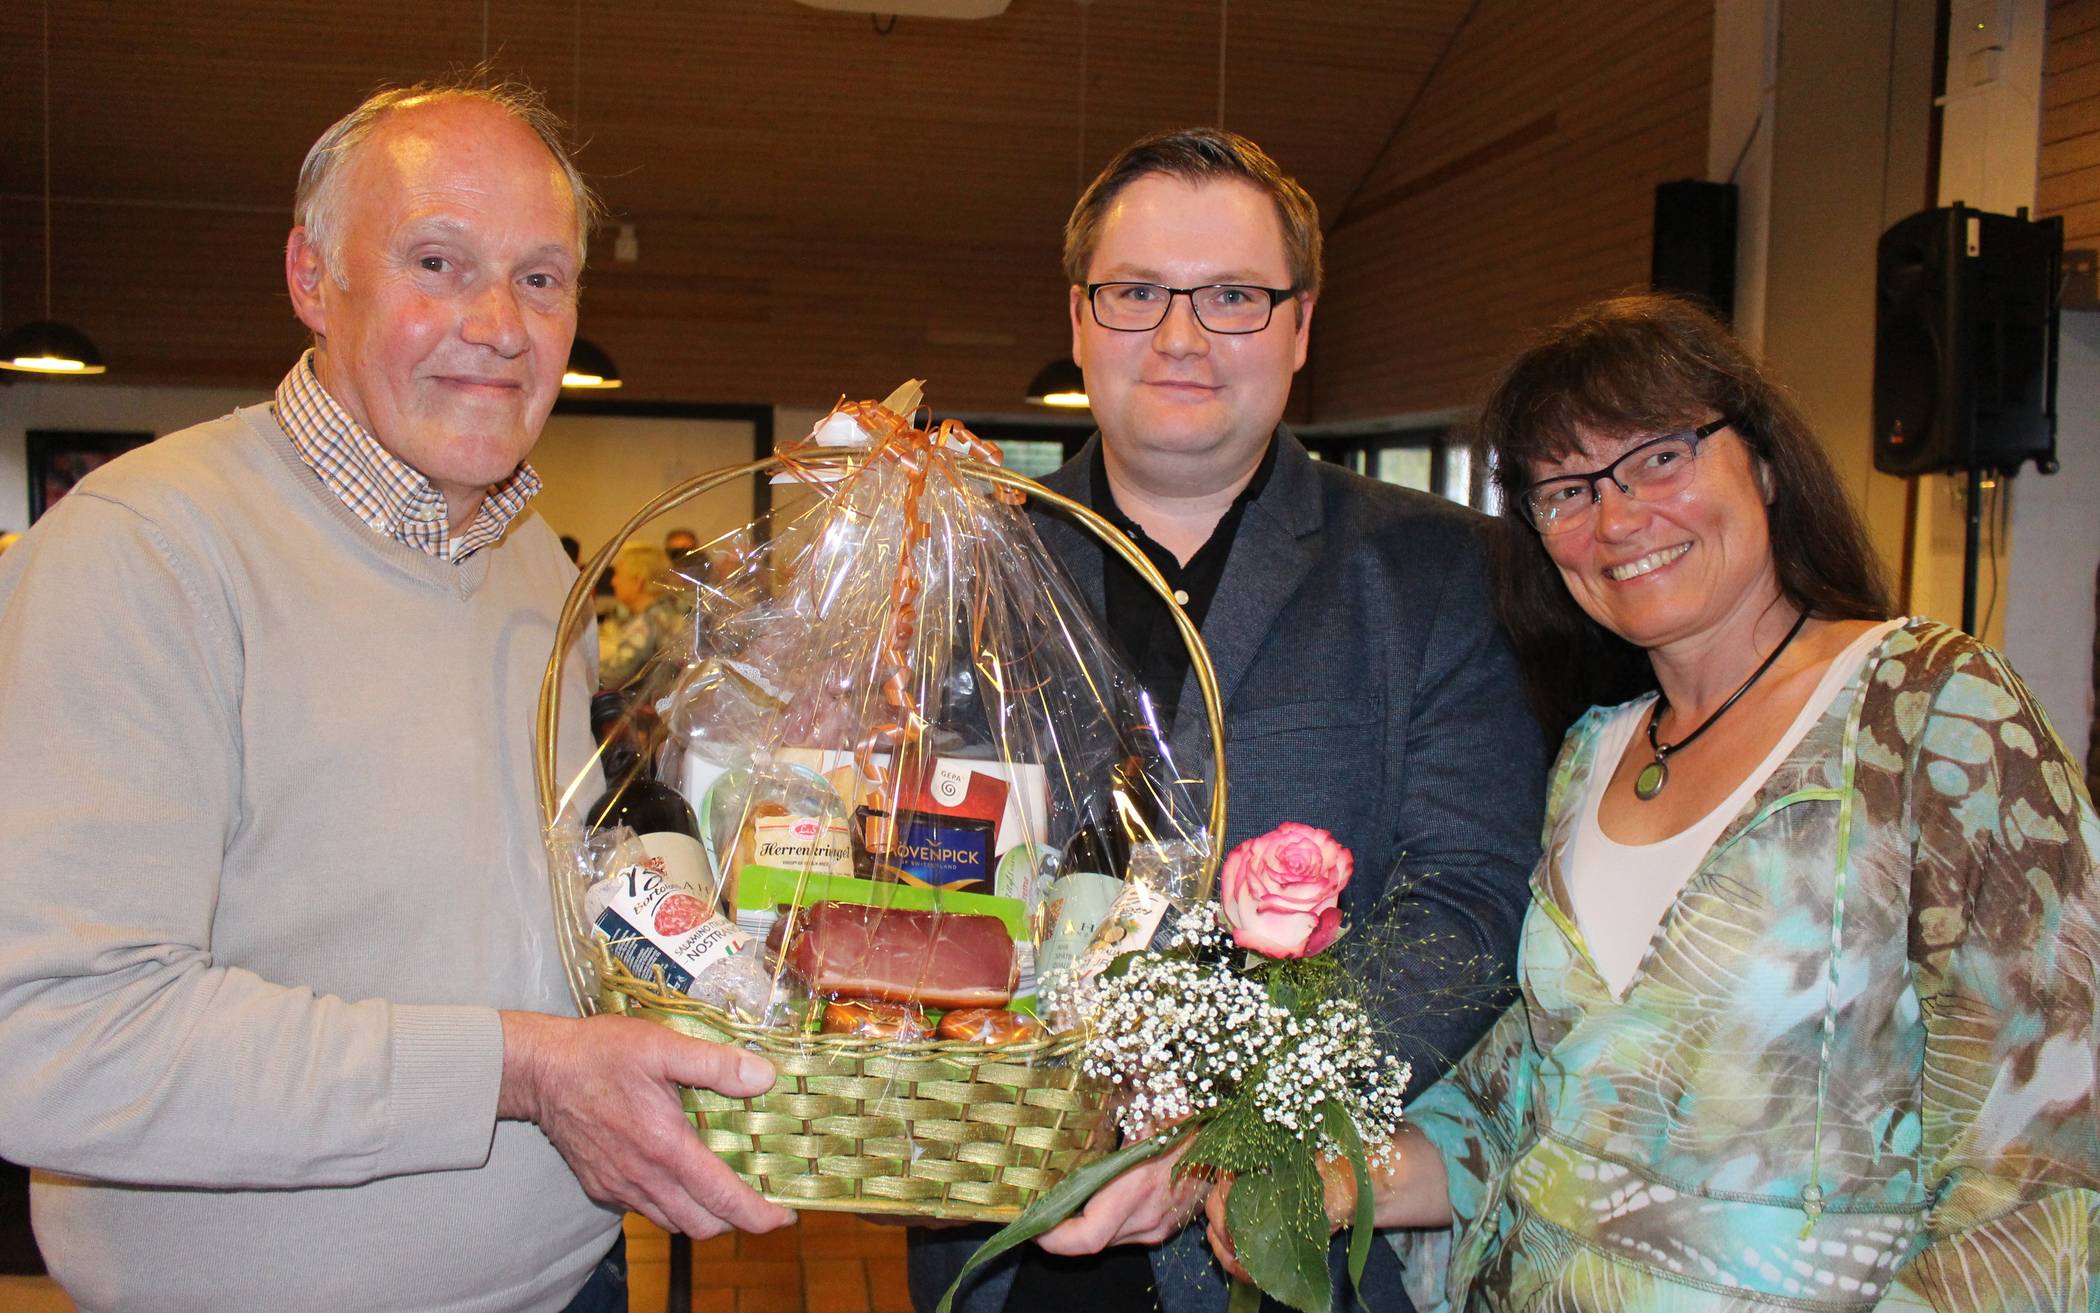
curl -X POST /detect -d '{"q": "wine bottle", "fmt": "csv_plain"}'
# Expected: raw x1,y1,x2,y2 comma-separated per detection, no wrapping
584,844,800,1025
585,689,710,897
1035,755,1148,992
1071,754,1200,969
1061,800,1128,881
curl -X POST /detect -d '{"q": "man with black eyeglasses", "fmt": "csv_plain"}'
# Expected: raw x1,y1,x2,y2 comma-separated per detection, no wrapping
908,128,1546,1313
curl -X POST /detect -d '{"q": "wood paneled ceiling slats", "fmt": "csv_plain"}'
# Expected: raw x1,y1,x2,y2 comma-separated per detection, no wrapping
2042,0,2100,248
2046,18,2100,72
1309,0,1710,419
0,0,1474,402
2043,92,2100,144
1348,0,1707,203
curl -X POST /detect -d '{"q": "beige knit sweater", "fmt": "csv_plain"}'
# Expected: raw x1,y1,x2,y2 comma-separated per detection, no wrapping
0,402,616,1311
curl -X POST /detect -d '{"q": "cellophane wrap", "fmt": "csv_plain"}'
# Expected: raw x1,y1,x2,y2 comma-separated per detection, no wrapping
547,389,1210,1048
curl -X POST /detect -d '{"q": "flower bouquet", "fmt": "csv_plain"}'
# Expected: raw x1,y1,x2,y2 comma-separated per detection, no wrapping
940,823,1412,1313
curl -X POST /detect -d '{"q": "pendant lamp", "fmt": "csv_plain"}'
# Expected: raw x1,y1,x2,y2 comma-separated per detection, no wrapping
1024,3,1092,410
554,9,622,393
1025,358,1089,408
1,321,105,375
562,336,623,389
1,0,106,376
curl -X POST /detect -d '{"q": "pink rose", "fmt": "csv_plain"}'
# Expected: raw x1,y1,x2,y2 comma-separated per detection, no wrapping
1218,822,1352,958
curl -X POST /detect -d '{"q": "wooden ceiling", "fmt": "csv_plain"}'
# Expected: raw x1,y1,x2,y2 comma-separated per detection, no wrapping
0,0,1474,409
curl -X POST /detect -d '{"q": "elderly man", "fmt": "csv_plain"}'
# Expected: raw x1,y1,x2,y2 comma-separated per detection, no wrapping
0,83,790,1313
910,129,1544,1313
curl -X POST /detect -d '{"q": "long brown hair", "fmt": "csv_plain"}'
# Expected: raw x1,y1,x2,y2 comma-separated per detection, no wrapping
1477,294,1894,732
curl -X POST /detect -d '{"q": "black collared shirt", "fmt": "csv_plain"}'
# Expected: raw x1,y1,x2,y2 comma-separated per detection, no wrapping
1004,437,1279,1313
1089,433,1278,721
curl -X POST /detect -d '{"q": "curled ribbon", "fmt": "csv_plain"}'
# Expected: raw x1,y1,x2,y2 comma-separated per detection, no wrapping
774,396,1023,806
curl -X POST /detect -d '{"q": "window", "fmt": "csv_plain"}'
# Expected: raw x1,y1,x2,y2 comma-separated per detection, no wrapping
990,438,1075,480
945,418,1096,478
943,414,1487,510
1300,419,1476,507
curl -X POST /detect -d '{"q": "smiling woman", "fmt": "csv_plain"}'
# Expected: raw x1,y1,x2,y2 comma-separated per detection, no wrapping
1251,293,2100,1312
1482,296,1891,735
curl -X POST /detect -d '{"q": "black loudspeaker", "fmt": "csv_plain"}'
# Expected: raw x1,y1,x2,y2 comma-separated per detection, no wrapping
1652,180,1738,322
1873,204,2062,477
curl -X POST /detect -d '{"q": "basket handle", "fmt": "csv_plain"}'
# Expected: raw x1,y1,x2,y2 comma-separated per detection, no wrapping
537,452,1230,1016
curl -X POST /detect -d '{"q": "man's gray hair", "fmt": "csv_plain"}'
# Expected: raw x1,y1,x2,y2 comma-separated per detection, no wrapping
294,75,603,284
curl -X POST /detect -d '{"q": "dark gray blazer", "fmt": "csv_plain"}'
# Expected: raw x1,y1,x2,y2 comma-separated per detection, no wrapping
910,429,1545,1313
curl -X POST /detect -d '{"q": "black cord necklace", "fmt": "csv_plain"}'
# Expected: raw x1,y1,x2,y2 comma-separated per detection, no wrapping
1634,608,1812,801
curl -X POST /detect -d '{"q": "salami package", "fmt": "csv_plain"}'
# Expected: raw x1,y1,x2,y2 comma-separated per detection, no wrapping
548,382,1210,1045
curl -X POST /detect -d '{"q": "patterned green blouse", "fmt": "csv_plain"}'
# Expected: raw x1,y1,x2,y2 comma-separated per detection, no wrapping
1394,619,2100,1311
597,595,687,690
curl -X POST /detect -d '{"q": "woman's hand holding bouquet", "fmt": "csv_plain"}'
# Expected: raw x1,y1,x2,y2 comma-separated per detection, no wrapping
940,823,1412,1313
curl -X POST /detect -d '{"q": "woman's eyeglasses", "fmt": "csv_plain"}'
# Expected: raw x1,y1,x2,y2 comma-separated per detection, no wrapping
1516,418,1733,534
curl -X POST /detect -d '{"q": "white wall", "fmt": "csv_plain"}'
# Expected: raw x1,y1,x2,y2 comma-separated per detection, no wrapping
2003,310,2100,770
1724,0,2089,769
0,380,259,534
1709,0,1778,355
1937,0,2046,215
775,407,830,452
529,412,765,563
1904,0,2048,644
1751,0,1934,576
0,381,797,566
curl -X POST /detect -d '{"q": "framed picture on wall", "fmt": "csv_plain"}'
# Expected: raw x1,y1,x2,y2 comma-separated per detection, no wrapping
27,429,155,523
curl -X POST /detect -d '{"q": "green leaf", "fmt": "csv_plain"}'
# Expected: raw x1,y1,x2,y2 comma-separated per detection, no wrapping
1316,1099,1375,1306
1227,1277,1264,1313
1266,968,1305,1013
1226,1156,1331,1313
1097,947,1144,984
1183,1092,1292,1175
1264,955,1343,1015
934,1122,1195,1313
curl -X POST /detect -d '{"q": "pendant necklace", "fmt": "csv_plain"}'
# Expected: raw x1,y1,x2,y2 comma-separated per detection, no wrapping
1634,608,1811,801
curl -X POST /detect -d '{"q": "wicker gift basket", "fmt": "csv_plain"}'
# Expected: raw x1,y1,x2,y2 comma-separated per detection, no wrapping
535,390,1228,1221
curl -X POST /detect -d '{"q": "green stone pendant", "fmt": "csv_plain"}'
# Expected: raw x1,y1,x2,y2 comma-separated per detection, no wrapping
1634,759,1668,800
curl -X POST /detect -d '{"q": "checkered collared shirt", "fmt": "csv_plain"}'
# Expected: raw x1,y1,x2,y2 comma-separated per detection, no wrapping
274,351,541,561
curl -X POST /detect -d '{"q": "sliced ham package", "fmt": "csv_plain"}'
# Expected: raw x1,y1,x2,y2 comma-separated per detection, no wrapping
735,865,1034,1013
786,901,1018,1009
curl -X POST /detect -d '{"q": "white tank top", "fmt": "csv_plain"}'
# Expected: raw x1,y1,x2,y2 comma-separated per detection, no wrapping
1566,619,1904,995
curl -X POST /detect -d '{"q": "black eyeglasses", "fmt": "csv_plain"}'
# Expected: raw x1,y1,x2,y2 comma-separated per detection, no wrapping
1516,418,1733,534
1085,282,1299,334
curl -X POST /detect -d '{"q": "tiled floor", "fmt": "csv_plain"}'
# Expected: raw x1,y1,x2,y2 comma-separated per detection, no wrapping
0,1275,73,1313
0,1212,914,1313
627,1211,915,1313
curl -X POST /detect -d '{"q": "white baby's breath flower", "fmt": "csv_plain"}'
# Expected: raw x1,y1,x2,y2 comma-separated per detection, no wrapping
1078,953,1287,1137
1071,922,1411,1148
